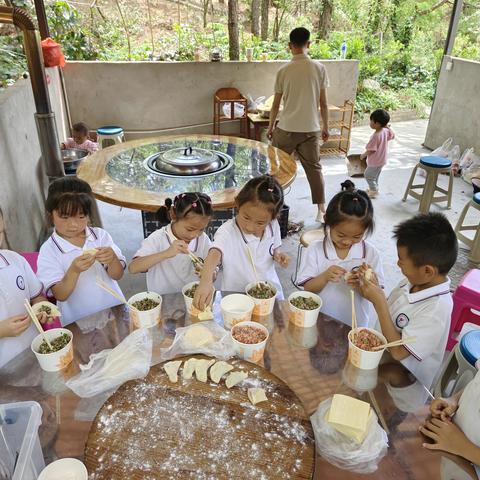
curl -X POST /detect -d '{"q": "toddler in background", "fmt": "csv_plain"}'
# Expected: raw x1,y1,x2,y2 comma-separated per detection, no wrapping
61,122,98,153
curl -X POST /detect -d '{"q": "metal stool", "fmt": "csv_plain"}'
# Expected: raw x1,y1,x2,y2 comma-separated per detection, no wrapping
291,229,324,287
434,330,480,398
455,193,480,263
402,156,453,213
96,126,125,149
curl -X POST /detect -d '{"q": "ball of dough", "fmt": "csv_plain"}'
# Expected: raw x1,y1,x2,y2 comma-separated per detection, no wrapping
184,324,215,348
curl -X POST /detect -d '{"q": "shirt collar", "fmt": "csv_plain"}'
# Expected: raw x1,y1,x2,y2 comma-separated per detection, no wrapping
51,227,97,253
0,252,10,268
323,230,365,260
234,219,273,244
402,278,451,304
291,53,309,61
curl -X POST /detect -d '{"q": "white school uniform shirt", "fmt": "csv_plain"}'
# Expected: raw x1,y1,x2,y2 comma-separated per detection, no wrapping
37,227,126,326
133,224,212,295
211,219,283,296
0,250,43,368
377,278,452,389
297,233,384,328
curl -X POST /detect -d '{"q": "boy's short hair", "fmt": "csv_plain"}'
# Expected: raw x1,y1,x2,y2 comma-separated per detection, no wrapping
72,122,89,136
370,109,390,127
289,27,310,47
393,213,458,275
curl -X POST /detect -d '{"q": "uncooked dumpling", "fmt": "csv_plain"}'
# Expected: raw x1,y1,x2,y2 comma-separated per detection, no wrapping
209,361,234,383
195,359,215,382
364,268,373,281
32,301,61,317
197,306,214,321
182,358,198,380
247,388,268,405
83,248,98,257
184,324,215,348
225,371,248,389
163,360,182,383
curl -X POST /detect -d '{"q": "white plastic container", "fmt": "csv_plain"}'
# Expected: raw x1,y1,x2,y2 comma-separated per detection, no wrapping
220,294,255,329
245,281,276,317
288,291,322,328
182,282,215,317
38,458,88,480
348,327,387,370
127,291,162,328
0,401,45,480
31,328,73,372
231,321,269,363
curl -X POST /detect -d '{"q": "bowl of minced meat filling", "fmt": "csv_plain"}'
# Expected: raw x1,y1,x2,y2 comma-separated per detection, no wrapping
230,321,269,363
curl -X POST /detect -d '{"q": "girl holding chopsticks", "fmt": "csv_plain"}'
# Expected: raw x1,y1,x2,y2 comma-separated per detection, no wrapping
193,175,290,310
37,180,126,331
129,193,213,294
0,249,46,367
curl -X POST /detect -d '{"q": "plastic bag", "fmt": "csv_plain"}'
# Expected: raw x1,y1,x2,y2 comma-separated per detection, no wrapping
447,144,461,164
66,328,152,398
159,321,235,362
222,102,245,118
41,37,66,68
310,397,388,474
246,94,266,112
431,138,453,158
461,150,480,183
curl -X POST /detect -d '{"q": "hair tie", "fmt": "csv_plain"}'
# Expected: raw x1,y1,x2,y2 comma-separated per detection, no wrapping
353,197,359,202
267,188,274,192
192,202,197,208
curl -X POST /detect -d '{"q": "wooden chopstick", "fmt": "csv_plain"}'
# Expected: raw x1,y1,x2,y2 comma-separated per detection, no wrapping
166,229,202,264
372,336,417,351
95,279,138,313
245,244,263,288
24,300,53,349
350,290,357,332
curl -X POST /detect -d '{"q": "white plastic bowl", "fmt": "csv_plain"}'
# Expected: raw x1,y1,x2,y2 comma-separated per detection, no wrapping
38,458,88,480
287,291,322,328
231,321,269,363
348,327,387,370
182,282,215,317
220,294,255,329
245,281,276,317
127,291,162,328
31,328,73,372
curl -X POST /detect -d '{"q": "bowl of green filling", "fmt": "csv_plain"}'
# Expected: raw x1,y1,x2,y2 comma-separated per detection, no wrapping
245,281,277,316
31,328,73,371
287,291,322,328
127,291,162,328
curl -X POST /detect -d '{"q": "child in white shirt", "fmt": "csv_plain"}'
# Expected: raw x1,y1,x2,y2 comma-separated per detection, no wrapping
38,186,126,329
129,193,213,294
298,181,384,327
193,175,290,309
0,250,46,367
358,212,457,389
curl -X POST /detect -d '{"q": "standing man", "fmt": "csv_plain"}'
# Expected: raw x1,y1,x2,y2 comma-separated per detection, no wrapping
267,27,330,223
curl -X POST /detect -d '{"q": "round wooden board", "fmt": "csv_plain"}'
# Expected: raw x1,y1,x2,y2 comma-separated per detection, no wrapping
85,355,315,479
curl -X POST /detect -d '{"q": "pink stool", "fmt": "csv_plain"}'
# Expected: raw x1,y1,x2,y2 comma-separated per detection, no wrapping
447,269,480,350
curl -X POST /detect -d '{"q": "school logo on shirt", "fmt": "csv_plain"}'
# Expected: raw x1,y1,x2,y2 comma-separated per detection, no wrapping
395,313,409,329
16,275,25,290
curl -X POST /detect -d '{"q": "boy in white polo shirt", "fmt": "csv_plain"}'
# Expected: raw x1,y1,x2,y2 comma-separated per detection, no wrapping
0,250,46,367
357,212,457,389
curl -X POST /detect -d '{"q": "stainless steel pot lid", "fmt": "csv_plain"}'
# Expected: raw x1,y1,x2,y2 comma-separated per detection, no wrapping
160,146,217,167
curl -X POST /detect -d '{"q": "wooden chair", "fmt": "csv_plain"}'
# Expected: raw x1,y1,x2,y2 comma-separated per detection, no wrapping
213,88,248,137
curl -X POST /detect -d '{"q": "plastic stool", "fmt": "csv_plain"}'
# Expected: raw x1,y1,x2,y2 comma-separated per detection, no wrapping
402,155,453,213
448,269,480,350
434,330,480,398
96,126,125,149
455,193,480,262
291,229,324,287
20,252,39,273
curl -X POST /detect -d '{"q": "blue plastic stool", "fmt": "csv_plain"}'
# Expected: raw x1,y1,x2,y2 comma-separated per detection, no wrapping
455,194,480,263
96,126,125,149
403,155,453,213
460,330,480,366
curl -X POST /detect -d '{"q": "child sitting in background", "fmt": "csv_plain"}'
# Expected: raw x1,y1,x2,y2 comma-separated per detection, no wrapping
61,122,98,153
298,180,384,328
360,109,395,199
129,193,213,295
37,185,126,330
0,250,46,367
193,175,290,310
357,212,457,389
420,364,480,475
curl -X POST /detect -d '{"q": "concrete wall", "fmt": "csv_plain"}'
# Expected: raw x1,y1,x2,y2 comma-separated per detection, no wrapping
425,56,480,152
0,67,67,250
63,60,359,138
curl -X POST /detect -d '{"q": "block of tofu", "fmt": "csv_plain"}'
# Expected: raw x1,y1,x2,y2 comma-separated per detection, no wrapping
327,394,372,444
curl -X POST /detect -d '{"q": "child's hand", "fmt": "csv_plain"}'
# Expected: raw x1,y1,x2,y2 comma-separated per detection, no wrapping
358,262,379,286
193,282,213,311
274,251,290,268
430,398,458,421
70,253,96,274
0,315,30,338
323,265,347,283
356,275,385,303
96,247,118,265
166,239,189,258
360,152,367,160
419,418,470,456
